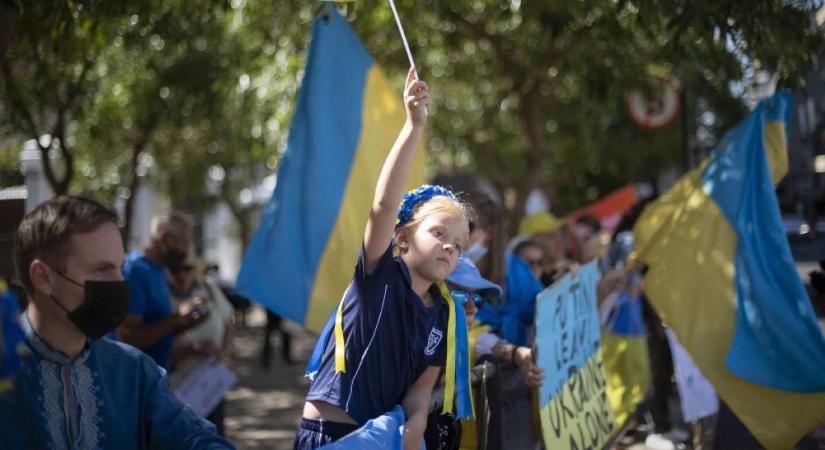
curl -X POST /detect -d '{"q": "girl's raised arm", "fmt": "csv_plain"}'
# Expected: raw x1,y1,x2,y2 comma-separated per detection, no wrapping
363,67,430,273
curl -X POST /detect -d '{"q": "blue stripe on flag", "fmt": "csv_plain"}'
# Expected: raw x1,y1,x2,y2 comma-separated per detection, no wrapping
702,91,825,392
236,8,374,323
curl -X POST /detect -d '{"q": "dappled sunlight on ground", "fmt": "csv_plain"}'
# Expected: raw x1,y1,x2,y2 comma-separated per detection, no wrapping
224,306,318,450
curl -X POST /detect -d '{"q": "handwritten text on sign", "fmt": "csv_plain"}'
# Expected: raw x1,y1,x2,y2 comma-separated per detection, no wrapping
535,261,615,450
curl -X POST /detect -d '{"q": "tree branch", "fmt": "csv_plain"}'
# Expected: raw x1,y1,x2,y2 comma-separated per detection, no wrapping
2,60,44,143
123,115,161,245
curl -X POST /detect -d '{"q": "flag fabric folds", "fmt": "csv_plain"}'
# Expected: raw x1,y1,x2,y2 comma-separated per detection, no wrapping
318,405,409,450
235,5,424,332
634,91,825,449
600,292,651,427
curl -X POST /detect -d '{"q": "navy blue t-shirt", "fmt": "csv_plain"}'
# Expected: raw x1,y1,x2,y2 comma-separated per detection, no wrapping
306,244,449,425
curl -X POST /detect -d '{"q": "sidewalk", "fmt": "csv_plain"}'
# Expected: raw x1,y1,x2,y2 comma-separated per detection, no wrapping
224,306,317,450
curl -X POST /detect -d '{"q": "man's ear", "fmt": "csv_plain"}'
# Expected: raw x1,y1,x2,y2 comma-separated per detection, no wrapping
29,259,55,296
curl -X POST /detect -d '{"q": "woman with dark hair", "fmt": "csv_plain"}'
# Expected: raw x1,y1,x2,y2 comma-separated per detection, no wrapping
463,192,506,288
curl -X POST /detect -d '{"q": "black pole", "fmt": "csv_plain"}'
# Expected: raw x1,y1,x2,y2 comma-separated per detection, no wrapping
680,89,692,173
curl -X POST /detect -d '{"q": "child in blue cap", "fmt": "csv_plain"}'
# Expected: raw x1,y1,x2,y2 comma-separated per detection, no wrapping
296,68,474,450
425,257,544,450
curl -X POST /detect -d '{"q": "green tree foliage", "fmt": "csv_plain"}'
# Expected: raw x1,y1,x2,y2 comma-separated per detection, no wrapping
1,2,145,195
1,0,822,243
346,0,823,225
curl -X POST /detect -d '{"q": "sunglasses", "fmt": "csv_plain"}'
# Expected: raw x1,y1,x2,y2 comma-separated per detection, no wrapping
450,289,483,307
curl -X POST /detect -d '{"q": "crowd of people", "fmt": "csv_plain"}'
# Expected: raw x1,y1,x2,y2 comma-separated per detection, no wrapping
1,68,823,450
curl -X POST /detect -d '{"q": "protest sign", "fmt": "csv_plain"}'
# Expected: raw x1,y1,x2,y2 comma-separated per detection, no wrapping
536,261,615,450
174,359,237,418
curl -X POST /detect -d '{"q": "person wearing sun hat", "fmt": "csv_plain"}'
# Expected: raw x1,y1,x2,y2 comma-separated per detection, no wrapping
425,257,544,450
519,212,575,286
518,211,564,237
446,257,502,313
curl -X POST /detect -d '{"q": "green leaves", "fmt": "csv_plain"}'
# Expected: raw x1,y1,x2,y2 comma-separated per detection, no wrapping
1,0,821,239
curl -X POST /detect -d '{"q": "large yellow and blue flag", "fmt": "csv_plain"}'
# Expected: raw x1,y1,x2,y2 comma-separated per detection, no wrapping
236,5,424,333
634,91,825,449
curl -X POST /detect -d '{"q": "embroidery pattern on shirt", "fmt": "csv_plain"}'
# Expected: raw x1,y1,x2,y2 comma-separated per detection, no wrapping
75,360,102,449
39,360,62,450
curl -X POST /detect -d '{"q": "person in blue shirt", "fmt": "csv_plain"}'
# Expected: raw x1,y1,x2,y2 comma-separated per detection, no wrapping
2,195,232,449
296,68,473,450
119,211,208,370
0,278,25,392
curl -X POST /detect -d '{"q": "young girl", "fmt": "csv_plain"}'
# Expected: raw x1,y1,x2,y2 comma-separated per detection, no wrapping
295,68,473,450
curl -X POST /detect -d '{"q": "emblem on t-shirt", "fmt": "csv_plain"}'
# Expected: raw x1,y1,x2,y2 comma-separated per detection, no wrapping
425,328,444,356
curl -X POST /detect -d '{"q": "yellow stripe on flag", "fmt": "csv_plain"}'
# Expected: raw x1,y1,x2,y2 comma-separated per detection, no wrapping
306,65,426,333
602,333,650,426
634,120,825,450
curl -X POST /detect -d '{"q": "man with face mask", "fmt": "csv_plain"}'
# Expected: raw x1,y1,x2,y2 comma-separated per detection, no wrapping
119,211,209,370
1,195,233,449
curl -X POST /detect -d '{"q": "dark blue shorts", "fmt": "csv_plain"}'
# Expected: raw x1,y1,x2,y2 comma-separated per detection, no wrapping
293,417,360,450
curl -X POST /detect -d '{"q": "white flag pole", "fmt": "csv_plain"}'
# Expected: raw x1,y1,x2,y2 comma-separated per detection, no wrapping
386,0,428,116
387,0,419,79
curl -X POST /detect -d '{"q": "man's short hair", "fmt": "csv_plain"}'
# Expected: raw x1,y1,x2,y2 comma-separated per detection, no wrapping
13,195,119,296
150,211,193,240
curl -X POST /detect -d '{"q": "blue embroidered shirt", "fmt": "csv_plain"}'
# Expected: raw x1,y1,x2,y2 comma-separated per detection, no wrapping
306,244,449,425
0,312,234,450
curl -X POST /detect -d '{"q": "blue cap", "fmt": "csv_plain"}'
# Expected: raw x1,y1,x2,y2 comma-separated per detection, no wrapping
447,257,503,302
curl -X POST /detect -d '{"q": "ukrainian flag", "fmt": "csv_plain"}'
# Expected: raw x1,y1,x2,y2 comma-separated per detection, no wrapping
236,5,425,332
318,405,406,449
601,292,650,427
634,91,825,449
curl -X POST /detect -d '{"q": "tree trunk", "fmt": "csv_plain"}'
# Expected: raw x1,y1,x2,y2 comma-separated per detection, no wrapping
225,200,253,251
505,83,548,237
237,213,252,251
0,8,18,59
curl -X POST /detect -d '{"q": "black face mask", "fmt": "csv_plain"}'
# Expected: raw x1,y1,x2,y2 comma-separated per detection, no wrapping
46,266,130,340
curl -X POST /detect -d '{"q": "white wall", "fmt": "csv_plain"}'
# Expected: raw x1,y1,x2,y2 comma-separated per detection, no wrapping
19,140,54,212
202,202,242,284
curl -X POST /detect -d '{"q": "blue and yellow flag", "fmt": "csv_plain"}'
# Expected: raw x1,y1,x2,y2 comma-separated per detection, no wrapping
236,6,424,332
601,292,650,427
318,405,407,450
634,91,825,449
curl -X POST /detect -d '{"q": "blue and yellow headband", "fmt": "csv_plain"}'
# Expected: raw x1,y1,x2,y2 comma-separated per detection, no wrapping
396,184,460,229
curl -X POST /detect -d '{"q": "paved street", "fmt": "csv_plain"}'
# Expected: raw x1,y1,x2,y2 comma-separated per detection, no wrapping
224,307,316,450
